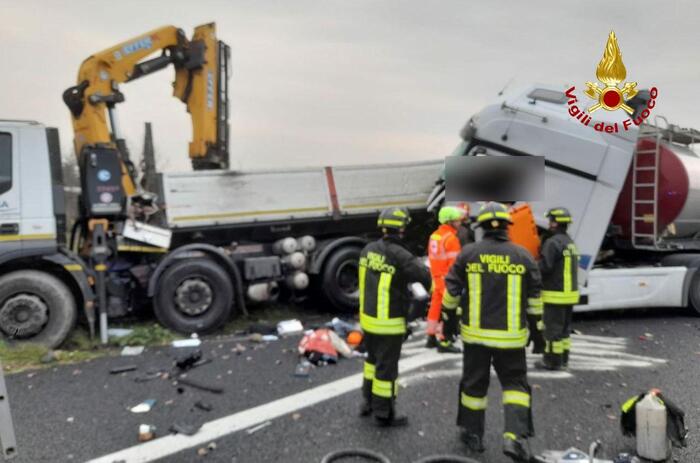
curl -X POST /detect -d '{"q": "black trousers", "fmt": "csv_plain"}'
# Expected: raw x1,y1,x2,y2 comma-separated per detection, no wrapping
543,304,573,367
457,343,534,439
361,333,404,419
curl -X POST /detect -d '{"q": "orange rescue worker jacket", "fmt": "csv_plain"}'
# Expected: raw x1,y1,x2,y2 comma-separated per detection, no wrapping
508,203,541,260
427,224,462,330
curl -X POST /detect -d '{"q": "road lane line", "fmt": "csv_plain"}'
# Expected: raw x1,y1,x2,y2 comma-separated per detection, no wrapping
86,350,449,463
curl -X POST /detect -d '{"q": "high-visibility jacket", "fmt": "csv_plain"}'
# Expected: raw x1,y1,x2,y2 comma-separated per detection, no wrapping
359,236,432,335
442,230,542,349
508,203,541,260
539,231,579,305
428,224,461,279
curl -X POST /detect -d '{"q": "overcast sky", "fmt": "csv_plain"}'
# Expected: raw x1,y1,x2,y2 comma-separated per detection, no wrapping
1,0,698,172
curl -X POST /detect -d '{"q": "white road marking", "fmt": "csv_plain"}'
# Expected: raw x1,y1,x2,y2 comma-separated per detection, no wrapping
86,349,451,463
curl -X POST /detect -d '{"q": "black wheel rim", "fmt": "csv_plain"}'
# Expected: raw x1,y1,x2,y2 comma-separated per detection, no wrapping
335,261,359,298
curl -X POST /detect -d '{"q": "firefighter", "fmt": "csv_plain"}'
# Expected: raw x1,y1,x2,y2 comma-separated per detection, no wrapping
441,202,542,462
456,202,475,246
535,207,579,371
505,201,545,354
359,207,432,427
425,206,464,353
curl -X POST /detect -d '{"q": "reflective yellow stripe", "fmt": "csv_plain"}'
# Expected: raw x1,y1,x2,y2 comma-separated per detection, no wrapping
461,393,488,410
363,362,375,380
503,390,531,408
468,272,481,329
541,290,579,304
63,264,82,271
442,290,460,309
477,211,510,222
621,396,638,413
360,313,406,335
377,273,393,320
0,233,55,242
504,432,517,441
378,219,404,227
507,274,521,332
527,297,543,315
564,255,572,292
562,338,571,350
117,245,168,253
358,265,367,313
372,379,393,398
461,325,528,348
551,340,565,354
95,264,107,271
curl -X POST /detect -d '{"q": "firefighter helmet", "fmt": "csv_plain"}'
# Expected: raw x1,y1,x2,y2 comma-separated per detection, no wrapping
476,202,513,225
438,206,464,224
377,207,411,230
545,207,573,223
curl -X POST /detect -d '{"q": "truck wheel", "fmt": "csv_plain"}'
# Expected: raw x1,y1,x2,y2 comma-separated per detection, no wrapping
154,258,233,334
321,246,361,313
688,271,700,315
0,270,77,349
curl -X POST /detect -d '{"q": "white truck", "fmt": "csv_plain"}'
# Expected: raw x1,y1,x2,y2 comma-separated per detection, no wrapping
428,84,700,314
0,119,440,347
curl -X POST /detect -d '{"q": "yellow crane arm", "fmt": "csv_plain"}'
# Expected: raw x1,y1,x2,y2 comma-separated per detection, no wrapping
63,22,230,197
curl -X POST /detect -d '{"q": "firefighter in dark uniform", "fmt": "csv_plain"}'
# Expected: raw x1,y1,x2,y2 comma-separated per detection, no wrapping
441,202,542,462
359,207,432,427
535,207,579,371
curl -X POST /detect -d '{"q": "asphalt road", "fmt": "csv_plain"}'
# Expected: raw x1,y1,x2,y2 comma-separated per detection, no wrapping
5,307,700,463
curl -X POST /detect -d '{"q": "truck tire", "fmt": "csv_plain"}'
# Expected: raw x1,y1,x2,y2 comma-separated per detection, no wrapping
688,271,700,316
0,270,77,349
321,246,361,313
154,258,233,334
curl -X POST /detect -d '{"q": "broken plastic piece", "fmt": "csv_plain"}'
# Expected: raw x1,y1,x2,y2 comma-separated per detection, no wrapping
175,350,203,371
121,346,145,356
138,424,156,442
194,401,213,412
277,319,304,337
177,377,224,394
169,423,201,436
110,365,138,374
131,399,157,413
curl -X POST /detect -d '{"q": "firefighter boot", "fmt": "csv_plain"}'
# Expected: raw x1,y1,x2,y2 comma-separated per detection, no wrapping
374,413,409,427
460,431,485,453
503,433,531,462
359,401,372,417
437,340,461,354
425,335,438,349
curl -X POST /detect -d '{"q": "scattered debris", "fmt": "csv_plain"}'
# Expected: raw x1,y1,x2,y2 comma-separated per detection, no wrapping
134,371,165,383
246,421,272,434
172,334,201,348
110,365,138,375
40,350,57,364
177,377,224,394
326,317,359,338
294,359,312,377
175,350,203,371
66,416,74,423
121,346,145,356
298,328,339,365
169,423,201,436
130,399,157,414
196,442,217,457
277,319,304,337
232,343,246,355
194,400,213,412
261,335,279,342
138,424,156,442
292,413,301,421
108,328,134,338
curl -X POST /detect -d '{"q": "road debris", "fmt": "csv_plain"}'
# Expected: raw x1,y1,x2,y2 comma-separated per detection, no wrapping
134,371,165,383
172,334,201,348
294,359,312,377
177,377,224,394
121,346,145,356
261,335,279,342
194,400,213,412
40,350,57,364
246,421,272,434
277,319,304,337
174,349,203,371
138,424,156,442
169,423,201,436
130,399,157,413
110,365,138,375
108,328,134,338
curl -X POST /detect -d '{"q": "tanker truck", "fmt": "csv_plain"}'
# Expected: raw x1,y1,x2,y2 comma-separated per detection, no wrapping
428,84,700,314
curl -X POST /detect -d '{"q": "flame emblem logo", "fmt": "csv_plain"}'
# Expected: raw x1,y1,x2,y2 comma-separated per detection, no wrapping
584,31,638,114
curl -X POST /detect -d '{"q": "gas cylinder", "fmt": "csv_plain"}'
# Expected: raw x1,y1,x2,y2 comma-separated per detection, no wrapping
635,393,670,461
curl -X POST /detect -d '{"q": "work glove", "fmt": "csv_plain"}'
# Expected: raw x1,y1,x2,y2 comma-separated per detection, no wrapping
527,314,545,354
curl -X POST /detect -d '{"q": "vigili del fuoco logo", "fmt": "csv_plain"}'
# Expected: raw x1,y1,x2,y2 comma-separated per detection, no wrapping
565,31,658,133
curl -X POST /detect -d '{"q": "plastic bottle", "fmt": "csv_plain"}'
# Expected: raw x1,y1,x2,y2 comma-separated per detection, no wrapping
635,393,670,461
